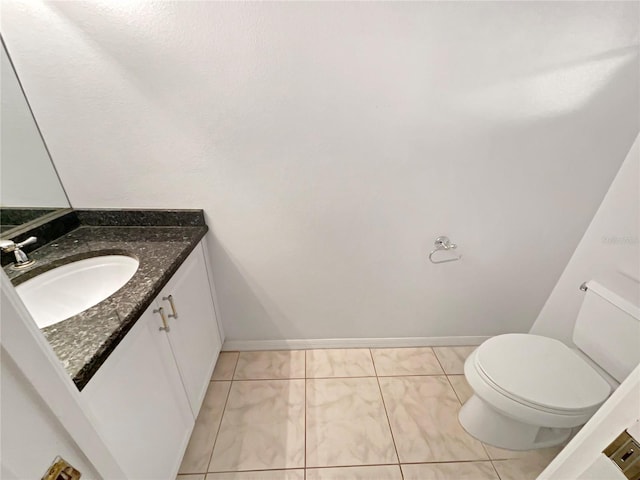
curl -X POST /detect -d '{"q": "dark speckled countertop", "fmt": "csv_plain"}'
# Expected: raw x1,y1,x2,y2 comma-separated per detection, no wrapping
3,210,208,390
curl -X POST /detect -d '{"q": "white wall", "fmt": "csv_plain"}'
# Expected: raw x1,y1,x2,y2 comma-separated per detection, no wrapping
0,350,100,479
1,2,638,342
530,135,640,343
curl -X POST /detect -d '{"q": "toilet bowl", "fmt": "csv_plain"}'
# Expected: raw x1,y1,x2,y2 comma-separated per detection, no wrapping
458,273,640,450
459,334,611,450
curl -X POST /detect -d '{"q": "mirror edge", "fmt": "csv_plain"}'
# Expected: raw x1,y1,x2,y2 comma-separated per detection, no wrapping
0,33,72,235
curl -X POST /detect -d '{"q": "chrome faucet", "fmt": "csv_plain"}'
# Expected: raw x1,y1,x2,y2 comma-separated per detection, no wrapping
0,236,37,269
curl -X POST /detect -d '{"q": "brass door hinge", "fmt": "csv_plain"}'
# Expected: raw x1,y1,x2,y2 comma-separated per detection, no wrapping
42,456,81,480
604,430,640,480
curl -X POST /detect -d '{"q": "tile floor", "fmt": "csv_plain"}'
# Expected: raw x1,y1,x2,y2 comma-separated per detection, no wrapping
177,346,562,480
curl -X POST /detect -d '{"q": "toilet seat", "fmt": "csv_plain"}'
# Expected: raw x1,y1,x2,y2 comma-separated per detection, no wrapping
472,334,611,416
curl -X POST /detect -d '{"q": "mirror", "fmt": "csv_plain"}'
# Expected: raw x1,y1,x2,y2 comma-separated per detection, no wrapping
1,37,70,236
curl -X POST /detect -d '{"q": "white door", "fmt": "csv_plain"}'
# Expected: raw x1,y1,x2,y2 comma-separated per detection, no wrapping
82,305,194,480
539,365,640,480
159,242,222,416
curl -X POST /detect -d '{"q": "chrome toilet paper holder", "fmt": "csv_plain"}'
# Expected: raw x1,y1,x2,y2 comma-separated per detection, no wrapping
428,236,462,264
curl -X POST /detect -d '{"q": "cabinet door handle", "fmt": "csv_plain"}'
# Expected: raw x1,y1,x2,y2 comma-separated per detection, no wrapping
162,295,179,320
154,307,170,332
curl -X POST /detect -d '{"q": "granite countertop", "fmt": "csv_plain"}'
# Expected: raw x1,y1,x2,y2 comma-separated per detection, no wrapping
4,211,208,390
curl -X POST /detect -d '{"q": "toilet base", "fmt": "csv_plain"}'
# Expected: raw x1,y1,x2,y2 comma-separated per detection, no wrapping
458,395,572,450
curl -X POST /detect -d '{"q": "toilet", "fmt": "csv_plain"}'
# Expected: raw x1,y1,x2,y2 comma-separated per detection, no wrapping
459,272,640,451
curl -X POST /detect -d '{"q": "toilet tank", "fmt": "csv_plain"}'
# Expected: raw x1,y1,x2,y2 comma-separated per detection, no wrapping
573,272,640,383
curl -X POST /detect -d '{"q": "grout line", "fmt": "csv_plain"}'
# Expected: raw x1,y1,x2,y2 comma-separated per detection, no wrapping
369,348,404,480
187,458,504,477
204,354,239,473
432,347,447,374
490,459,504,480
232,377,307,381
210,352,239,382
304,350,307,480
433,353,463,404
436,355,498,470
305,373,376,379
306,463,402,469
231,351,241,381
182,459,505,478
228,351,239,381
480,439,495,465
435,354,494,467
202,382,232,475
230,373,459,381
305,462,403,472
446,374,465,406
399,459,500,466
206,463,424,475
204,467,306,474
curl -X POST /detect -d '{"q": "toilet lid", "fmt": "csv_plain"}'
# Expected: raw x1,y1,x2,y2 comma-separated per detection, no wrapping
475,334,611,412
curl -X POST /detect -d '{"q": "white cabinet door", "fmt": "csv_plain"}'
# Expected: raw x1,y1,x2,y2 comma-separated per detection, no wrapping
158,242,222,416
82,305,194,480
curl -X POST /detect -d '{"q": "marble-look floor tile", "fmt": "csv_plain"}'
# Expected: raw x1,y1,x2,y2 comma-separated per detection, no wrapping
485,444,563,461
306,349,375,378
211,352,239,381
483,444,523,460
306,377,397,467
178,475,206,480
433,346,477,374
379,375,487,463
402,461,499,480
492,446,562,480
179,381,231,474
205,470,304,480
448,374,474,404
306,465,403,479
371,347,444,376
234,351,305,380
209,380,305,472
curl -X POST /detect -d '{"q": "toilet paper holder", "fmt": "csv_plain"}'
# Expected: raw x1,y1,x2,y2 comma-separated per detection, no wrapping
428,236,462,264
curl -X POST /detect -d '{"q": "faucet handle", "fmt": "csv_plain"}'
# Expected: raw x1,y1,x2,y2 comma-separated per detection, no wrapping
0,237,37,252
1,236,37,269
15,236,37,249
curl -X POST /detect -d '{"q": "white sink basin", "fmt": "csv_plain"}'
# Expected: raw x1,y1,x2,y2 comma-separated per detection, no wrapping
16,255,139,329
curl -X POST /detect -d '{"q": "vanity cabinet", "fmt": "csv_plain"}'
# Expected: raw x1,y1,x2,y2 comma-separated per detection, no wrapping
81,304,194,479
156,243,222,415
81,241,222,479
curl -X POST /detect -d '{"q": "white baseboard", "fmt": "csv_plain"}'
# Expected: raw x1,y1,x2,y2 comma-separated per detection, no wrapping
222,335,491,351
